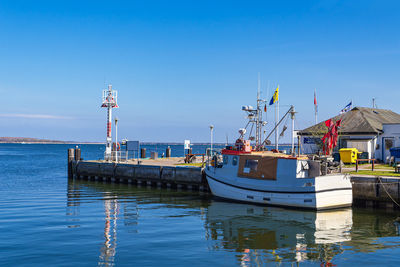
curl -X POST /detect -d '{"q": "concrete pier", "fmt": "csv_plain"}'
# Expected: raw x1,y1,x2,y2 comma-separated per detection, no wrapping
351,176,400,209
70,160,208,191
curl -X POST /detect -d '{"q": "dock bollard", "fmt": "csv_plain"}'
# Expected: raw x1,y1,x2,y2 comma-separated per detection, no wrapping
74,148,81,161
68,148,75,179
141,148,146,158
166,147,171,158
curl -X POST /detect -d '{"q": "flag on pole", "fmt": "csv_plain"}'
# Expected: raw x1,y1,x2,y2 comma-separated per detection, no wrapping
340,101,352,114
314,89,317,112
269,85,279,105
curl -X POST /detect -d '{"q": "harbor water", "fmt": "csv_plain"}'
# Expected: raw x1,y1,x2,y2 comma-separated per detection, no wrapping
1,144,400,266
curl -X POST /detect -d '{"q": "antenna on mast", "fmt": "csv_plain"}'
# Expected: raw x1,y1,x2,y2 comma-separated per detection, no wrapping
241,74,268,150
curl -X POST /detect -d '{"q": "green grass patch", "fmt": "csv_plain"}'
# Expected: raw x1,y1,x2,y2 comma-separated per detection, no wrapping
349,170,400,177
373,164,394,170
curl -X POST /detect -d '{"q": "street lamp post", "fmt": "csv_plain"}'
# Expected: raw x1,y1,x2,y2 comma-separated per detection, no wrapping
115,117,119,162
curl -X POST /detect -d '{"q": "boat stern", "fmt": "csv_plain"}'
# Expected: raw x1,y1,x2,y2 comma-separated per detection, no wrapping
314,174,353,210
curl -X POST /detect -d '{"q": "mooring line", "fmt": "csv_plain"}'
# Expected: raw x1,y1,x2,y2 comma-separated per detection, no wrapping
377,176,400,208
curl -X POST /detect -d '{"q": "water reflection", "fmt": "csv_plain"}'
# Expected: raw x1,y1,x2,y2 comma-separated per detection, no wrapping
204,201,353,265
67,179,400,266
99,195,118,266
66,181,81,228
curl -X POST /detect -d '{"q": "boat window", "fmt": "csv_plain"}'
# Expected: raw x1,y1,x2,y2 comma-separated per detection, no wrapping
232,156,238,166
244,159,258,173
223,155,229,165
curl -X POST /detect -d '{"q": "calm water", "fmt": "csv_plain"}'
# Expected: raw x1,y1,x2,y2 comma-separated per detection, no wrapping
1,144,400,266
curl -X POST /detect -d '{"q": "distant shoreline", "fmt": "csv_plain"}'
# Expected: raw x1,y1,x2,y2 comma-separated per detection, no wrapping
0,137,294,146
0,142,104,144
0,142,295,146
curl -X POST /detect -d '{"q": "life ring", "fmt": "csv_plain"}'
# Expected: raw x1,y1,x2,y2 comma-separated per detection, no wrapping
113,142,121,151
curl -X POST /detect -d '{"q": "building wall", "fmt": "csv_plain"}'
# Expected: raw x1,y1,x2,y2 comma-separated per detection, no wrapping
376,124,400,162
300,136,319,154
300,135,377,158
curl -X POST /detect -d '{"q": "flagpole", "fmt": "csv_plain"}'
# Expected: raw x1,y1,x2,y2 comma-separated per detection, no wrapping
275,98,279,151
314,88,318,125
315,110,317,125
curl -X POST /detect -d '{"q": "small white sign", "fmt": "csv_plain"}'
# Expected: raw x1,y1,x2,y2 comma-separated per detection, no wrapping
184,140,191,149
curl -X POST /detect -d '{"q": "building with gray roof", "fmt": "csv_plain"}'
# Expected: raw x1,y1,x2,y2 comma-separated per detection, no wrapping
298,107,400,161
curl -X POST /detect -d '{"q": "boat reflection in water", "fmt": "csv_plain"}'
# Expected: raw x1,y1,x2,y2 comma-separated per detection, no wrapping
204,200,353,266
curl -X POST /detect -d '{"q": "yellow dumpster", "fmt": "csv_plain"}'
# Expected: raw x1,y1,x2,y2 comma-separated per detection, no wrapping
339,148,359,164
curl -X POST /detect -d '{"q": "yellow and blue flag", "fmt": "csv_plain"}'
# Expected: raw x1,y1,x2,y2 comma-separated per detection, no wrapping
269,85,279,105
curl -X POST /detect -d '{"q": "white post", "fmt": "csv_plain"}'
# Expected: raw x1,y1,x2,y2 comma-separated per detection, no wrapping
210,125,214,153
115,117,118,162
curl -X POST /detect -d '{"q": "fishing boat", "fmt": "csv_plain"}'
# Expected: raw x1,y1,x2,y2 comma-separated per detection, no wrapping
205,88,352,210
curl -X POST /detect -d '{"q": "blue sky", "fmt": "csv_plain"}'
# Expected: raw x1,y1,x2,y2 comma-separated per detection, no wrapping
1,0,399,142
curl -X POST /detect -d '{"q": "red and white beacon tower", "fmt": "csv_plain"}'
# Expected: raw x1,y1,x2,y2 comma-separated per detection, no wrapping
101,84,119,160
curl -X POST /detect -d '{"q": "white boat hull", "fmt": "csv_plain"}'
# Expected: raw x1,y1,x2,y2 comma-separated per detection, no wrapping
206,173,353,210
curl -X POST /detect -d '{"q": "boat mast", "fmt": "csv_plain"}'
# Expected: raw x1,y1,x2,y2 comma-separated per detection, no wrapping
275,92,279,150
241,75,267,150
256,73,261,148
290,107,297,156
255,74,267,149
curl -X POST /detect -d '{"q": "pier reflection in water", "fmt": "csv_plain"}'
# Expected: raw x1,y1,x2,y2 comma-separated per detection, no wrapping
67,179,400,266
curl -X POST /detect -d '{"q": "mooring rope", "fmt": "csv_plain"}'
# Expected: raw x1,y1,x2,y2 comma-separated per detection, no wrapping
377,176,400,208
351,181,400,185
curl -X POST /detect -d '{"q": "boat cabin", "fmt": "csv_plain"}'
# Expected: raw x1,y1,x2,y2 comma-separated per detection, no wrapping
214,138,323,181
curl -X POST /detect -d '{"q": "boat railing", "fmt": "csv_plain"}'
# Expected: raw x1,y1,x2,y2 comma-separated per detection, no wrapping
205,148,223,168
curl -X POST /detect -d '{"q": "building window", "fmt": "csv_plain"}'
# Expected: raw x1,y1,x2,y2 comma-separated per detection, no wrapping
385,139,394,150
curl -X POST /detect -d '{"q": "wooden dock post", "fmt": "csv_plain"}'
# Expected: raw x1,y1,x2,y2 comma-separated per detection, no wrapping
74,148,81,161
141,148,146,158
68,148,75,179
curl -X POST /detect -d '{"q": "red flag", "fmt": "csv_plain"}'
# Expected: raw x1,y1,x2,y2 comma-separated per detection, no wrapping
264,104,267,112
325,119,333,128
314,90,317,106
321,119,341,155
314,89,318,113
